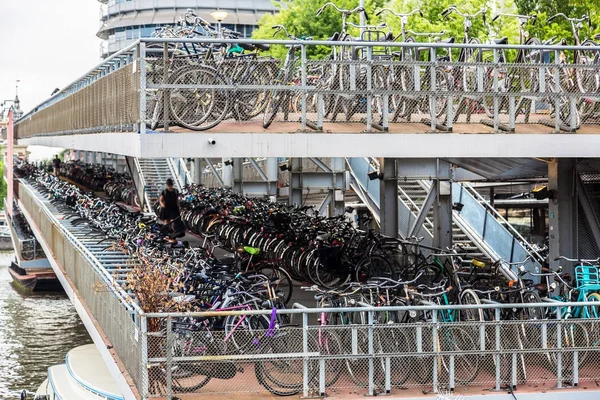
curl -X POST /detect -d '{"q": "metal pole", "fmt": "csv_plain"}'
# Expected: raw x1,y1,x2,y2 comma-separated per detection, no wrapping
301,44,307,131
138,42,147,134
162,42,170,132
166,316,173,397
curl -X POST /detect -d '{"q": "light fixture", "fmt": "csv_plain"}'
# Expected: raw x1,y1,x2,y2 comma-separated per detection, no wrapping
452,202,464,212
210,10,229,22
367,171,383,181
224,160,234,167
279,163,290,172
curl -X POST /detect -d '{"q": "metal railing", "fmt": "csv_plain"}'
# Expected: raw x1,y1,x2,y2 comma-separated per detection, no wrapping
452,182,543,275
14,38,600,138
144,301,600,398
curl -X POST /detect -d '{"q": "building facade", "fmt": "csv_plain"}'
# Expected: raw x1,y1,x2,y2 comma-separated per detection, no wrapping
97,0,278,57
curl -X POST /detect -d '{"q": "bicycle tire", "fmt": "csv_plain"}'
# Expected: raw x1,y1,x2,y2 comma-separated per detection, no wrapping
262,92,283,129
353,255,396,283
439,326,480,384
459,288,484,322
254,263,294,305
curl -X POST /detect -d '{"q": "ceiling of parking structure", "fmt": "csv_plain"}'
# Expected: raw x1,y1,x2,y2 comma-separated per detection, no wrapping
446,158,549,181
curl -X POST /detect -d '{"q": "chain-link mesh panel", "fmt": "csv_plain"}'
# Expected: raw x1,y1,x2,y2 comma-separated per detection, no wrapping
18,183,143,391
15,62,140,138
134,42,600,134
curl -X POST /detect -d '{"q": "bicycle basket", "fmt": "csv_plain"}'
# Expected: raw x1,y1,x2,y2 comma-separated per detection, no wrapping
575,265,600,288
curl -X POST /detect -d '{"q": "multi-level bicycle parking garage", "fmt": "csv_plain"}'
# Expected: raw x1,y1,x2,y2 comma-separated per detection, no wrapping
7,32,600,400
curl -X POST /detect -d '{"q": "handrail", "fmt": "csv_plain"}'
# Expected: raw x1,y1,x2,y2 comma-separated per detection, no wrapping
18,180,143,314
17,40,140,123
462,182,545,264
133,157,152,212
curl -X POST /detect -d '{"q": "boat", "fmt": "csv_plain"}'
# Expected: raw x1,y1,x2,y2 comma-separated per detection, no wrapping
8,261,62,291
33,344,124,400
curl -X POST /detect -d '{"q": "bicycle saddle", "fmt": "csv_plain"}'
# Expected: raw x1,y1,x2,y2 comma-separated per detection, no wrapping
441,37,455,44
243,246,261,256
255,43,270,51
316,233,331,242
327,32,340,42
239,43,256,51
493,37,509,45
534,283,548,293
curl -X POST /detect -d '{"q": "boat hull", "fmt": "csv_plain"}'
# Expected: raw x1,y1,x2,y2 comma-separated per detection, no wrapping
8,262,62,291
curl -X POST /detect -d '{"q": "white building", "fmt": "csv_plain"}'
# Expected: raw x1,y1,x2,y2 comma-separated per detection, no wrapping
97,0,278,57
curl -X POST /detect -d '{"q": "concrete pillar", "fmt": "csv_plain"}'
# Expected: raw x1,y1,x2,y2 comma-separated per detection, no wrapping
233,158,242,193
75,150,81,162
289,158,303,206
548,159,575,269
222,158,233,188
266,157,279,200
380,158,398,237
329,157,346,216
193,158,202,185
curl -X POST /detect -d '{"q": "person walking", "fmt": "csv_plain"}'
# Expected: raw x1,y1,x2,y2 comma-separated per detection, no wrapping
52,155,61,177
159,178,185,243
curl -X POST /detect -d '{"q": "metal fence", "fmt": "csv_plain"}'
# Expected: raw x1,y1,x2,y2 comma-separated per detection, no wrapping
141,39,600,134
13,38,600,137
15,44,140,139
18,182,145,394
143,302,600,399
15,178,600,400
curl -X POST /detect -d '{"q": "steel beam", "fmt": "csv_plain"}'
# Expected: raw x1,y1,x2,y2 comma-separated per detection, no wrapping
21,133,600,159
548,159,575,269
380,158,398,237
408,184,438,238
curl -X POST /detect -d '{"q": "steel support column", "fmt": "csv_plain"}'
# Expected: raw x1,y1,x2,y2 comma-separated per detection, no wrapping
266,158,279,200
380,158,398,237
329,157,346,216
233,158,243,193
548,159,575,269
289,158,303,206
193,158,202,185
433,180,453,250
222,158,233,189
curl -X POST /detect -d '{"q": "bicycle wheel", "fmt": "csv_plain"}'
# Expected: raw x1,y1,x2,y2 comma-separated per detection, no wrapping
522,290,544,318
169,66,230,131
170,332,212,392
353,255,396,283
254,262,294,305
439,326,480,384
459,288,484,322
263,91,283,129
224,313,270,354
547,319,589,372
255,327,304,396
584,292,600,319
576,40,599,94
462,38,481,93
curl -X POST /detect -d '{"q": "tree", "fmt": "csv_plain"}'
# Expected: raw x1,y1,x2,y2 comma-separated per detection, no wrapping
253,0,386,59
515,0,599,45
381,0,520,46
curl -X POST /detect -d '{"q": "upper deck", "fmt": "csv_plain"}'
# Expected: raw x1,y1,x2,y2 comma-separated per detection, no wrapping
14,38,600,158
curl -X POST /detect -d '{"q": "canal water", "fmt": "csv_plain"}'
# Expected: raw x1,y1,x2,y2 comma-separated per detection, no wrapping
0,251,91,399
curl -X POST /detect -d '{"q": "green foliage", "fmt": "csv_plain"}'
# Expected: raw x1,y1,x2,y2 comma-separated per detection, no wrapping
253,0,385,59
515,0,600,45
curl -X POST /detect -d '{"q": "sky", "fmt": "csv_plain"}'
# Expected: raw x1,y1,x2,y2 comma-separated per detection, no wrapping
0,0,101,114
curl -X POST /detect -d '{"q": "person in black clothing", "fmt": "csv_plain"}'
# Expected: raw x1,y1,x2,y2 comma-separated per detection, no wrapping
52,156,61,177
159,178,185,243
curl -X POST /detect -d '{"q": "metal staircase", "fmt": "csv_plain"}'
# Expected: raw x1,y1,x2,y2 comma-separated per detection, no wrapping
135,158,180,208
347,157,543,275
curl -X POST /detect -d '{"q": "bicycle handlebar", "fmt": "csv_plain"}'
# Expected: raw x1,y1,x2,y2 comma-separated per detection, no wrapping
554,256,600,264
375,8,423,19
492,12,537,25
547,13,588,24
442,6,487,20
345,22,387,29
316,3,366,17
405,29,446,37
271,25,297,40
